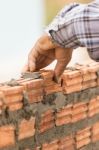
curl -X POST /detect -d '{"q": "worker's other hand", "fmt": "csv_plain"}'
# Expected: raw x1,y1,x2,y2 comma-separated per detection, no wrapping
22,34,73,81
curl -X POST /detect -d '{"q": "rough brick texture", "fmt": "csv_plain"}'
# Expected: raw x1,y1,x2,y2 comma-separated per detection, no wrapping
0,62,99,150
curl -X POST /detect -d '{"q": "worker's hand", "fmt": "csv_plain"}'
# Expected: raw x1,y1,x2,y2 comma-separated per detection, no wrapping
22,34,73,81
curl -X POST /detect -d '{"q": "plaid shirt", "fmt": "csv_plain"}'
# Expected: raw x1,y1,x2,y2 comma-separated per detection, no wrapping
45,0,99,62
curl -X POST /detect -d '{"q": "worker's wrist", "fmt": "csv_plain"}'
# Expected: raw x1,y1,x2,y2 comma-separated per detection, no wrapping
37,33,59,51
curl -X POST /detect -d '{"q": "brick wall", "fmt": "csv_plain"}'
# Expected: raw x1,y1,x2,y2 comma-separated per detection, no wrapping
0,62,99,150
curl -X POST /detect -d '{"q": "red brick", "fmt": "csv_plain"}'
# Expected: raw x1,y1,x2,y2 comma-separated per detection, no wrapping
45,84,62,95
76,138,91,149
76,131,91,142
56,115,71,126
89,98,97,105
83,73,97,82
40,109,55,125
28,94,43,104
59,135,74,149
77,127,91,135
73,102,86,108
0,125,15,148
73,102,87,115
64,70,81,78
18,117,35,140
28,88,44,96
92,122,99,135
4,93,23,104
82,80,97,90
60,145,74,150
0,86,24,95
7,102,23,111
39,121,55,133
72,112,87,123
44,79,56,87
40,70,54,80
42,139,58,150
79,67,90,75
27,89,44,102
72,104,88,115
40,115,54,125
62,76,82,86
63,83,82,94
88,108,99,117
20,79,44,90
40,110,54,124
56,105,72,118
41,109,54,117
92,134,99,142
88,97,97,109
88,99,99,110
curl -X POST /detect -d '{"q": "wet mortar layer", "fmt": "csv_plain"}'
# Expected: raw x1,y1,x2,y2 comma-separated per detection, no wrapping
21,72,41,79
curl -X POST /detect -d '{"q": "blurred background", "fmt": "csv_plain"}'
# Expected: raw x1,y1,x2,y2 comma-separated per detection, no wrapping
0,0,93,82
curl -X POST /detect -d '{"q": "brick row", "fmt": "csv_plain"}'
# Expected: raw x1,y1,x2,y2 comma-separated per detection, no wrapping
62,62,99,94
0,63,98,112
37,96,99,133
55,96,99,127
34,120,99,150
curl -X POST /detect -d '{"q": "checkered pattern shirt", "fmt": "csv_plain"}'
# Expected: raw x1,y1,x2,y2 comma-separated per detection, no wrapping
45,0,99,62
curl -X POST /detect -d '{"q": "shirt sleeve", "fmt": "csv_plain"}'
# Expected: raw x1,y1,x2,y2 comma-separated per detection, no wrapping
45,3,79,49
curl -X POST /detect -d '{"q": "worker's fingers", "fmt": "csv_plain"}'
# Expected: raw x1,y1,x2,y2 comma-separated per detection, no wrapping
28,58,36,72
21,63,29,73
36,55,54,70
54,59,67,83
28,49,38,72
54,47,67,80
54,47,73,83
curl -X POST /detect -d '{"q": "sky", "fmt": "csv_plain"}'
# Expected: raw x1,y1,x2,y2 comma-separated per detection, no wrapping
0,0,44,82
